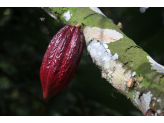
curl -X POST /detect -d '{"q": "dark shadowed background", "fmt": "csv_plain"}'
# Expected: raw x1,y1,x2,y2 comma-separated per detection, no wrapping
0,7,164,116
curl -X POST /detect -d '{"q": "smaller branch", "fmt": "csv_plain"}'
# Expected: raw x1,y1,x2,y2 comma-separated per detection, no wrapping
41,7,59,22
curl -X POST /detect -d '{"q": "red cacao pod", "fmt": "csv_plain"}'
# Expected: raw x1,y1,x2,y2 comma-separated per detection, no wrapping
40,25,84,100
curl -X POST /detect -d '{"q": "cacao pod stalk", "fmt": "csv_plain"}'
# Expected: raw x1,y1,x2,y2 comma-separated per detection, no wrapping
40,24,84,100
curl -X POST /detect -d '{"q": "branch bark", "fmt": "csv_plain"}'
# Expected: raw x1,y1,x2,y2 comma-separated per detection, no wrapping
42,7,164,116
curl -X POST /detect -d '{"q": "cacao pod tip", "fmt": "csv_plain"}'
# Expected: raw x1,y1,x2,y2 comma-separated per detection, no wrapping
43,91,48,100
43,91,53,100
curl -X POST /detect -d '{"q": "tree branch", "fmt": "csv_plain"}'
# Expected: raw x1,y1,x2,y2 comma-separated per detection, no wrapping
42,7,164,115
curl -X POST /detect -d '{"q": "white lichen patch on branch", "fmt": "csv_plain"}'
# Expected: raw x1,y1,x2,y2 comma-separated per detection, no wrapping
63,11,72,21
157,98,161,103
102,43,108,49
87,39,114,73
157,110,161,114
132,71,136,77
89,7,106,17
153,97,156,100
134,91,153,114
85,37,131,95
83,26,123,45
87,38,120,85
156,98,164,114
142,92,153,109
89,7,114,22
147,56,164,73
112,53,118,60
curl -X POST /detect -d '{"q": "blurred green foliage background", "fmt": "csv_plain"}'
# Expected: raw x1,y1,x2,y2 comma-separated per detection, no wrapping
0,7,164,116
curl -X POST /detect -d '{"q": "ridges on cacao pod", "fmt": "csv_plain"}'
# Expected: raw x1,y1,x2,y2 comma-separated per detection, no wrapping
40,23,84,100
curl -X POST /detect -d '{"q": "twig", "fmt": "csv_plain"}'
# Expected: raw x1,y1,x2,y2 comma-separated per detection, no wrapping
41,7,59,22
